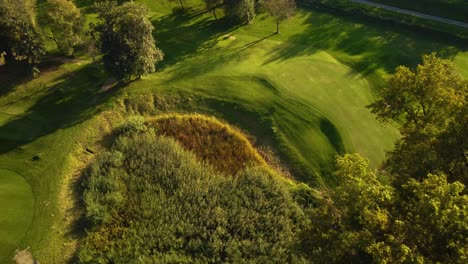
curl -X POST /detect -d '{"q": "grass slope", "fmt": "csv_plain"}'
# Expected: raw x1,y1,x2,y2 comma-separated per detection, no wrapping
0,169,34,263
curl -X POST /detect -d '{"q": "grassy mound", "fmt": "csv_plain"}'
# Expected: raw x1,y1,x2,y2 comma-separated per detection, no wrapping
79,131,306,263
0,169,33,263
147,114,265,175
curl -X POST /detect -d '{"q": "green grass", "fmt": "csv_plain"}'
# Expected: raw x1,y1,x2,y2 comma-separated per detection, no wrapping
0,169,34,263
371,0,468,23
0,0,467,262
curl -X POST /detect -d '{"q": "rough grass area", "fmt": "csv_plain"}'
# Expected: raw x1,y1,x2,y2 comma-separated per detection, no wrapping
79,132,306,263
147,114,265,175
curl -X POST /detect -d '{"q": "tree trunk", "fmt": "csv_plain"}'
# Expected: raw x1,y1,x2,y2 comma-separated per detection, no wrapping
276,22,280,34
212,8,218,20
179,0,184,9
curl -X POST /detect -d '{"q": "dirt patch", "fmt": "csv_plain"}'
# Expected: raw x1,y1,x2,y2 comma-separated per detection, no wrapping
100,77,118,93
13,248,35,264
223,34,236,40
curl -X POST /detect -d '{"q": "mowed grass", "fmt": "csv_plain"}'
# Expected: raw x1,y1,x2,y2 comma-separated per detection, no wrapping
148,114,265,175
0,0,466,262
132,32,401,184
0,169,34,263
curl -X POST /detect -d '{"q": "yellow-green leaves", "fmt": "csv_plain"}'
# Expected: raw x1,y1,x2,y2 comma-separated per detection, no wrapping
369,54,468,184
46,0,84,56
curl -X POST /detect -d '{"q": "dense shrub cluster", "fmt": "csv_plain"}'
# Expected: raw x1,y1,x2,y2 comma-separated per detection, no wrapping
80,131,307,263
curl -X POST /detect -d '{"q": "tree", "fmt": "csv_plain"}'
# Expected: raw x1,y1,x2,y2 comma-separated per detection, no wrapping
303,154,394,263
261,0,296,34
368,54,467,184
203,0,222,20
45,0,84,56
91,1,164,81
224,0,256,24
0,0,44,73
304,154,468,263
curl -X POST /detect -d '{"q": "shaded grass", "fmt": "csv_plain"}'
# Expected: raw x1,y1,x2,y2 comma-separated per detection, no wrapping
371,0,468,23
147,114,265,175
0,58,117,263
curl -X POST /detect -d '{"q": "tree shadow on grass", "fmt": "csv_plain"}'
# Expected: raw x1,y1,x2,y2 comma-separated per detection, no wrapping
0,63,116,155
153,8,242,71
264,9,466,80
0,64,33,97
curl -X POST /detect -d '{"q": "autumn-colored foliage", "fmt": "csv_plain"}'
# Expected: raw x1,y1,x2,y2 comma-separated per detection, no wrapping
147,114,265,175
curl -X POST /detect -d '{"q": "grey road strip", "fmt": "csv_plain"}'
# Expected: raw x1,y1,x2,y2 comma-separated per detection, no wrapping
351,0,468,29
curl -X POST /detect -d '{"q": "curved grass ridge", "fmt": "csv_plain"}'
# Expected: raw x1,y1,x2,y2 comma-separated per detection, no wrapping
146,114,268,176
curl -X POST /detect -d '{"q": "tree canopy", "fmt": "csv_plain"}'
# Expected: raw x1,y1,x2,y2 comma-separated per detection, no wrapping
224,0,256,24
45,0,84,56
0,0,44,72
368,54,468,185
91,1,164,81
303,154,467,263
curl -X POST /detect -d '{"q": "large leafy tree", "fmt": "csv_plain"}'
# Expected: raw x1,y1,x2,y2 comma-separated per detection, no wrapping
224,0,256,24
368,54,467,184
91,1,164,81
45,0,84,56
0,0,44,72
261,0,296,33
304,154,468,263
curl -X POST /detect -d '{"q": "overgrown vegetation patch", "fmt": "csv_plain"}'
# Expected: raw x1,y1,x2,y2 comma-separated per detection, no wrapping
80,130,306,263
147,114,265,175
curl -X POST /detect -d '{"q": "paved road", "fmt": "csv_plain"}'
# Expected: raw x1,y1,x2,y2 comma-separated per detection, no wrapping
351,0,468,29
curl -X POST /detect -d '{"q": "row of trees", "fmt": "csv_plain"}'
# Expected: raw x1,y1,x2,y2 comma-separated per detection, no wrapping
0,0,163,80
1,0,296,80
200,0,296,34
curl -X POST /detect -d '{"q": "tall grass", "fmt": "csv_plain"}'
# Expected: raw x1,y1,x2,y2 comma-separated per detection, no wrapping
80,131,307,263
147,114,266,175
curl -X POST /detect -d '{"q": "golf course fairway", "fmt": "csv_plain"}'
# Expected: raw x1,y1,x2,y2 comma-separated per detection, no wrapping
0,169,34,262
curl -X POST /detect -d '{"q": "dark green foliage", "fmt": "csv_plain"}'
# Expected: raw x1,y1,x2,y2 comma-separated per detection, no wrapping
80,130,307,263
0,0,44,72
91,1,164,81
224,0,256,24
